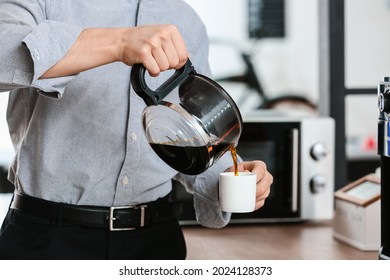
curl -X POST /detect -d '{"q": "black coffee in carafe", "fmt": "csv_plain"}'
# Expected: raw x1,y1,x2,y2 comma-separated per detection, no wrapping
131,59,242,175
150,142,231,175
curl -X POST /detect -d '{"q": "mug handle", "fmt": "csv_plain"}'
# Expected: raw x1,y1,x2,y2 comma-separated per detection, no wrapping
130,59,196,106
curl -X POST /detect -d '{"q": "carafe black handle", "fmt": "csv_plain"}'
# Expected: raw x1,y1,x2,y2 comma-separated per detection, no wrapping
131,59,196,106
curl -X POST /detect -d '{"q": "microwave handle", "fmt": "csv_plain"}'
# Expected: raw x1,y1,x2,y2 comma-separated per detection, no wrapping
291,128,299,213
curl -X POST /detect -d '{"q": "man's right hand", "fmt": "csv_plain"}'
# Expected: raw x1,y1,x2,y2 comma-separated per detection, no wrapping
40,25,189,79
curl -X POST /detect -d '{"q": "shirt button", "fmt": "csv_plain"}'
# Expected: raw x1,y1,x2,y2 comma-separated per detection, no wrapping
131,132,137,141
34,49,40,60
122,176,129,186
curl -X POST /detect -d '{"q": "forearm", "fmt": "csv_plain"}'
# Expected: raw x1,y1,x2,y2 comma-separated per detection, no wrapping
40,28,122,79
40,24,189,79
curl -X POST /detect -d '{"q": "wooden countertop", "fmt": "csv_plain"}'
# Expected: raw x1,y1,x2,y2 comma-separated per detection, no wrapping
182,221,379,260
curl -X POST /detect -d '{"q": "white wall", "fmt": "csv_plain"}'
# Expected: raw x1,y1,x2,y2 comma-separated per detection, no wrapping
185,0,385,159
185,0,320,109
344,0,390,159
345,0,390,88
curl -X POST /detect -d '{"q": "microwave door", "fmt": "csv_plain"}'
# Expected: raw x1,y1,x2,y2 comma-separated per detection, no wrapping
290,128,299,213
233,122,301,220
264,125,300,218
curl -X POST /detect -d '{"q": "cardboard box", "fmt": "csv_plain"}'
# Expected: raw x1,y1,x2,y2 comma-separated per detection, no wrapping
333,174,381,251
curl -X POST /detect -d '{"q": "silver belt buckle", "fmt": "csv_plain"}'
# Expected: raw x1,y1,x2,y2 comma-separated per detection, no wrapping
109,205,146,231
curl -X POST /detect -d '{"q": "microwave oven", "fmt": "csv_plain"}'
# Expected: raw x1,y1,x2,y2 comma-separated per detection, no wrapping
171,111,335,224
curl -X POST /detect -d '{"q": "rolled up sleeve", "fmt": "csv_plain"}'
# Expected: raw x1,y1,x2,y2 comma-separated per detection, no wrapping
0,1,83,97
22,20,83,98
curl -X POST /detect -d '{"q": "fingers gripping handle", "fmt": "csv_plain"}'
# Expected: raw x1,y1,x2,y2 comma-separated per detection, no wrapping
130,59,196,106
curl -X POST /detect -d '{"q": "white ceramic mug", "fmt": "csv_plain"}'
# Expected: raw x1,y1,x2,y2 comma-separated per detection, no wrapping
219,172,257,213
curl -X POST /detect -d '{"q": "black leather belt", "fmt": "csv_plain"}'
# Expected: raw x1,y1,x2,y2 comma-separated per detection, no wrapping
11,192,177,231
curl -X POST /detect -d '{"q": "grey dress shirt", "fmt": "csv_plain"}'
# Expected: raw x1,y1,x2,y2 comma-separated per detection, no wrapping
0,0,232,228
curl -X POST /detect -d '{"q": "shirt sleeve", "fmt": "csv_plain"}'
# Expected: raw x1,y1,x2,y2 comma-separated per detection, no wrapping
173,152,233,228
0,1,83,98
22,20,83,98
197,153,234,228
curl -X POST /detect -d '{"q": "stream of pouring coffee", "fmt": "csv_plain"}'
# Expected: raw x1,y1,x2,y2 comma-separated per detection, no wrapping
230,146,238,176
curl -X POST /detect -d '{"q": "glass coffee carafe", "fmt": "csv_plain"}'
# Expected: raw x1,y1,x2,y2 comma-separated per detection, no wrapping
130,59,243,175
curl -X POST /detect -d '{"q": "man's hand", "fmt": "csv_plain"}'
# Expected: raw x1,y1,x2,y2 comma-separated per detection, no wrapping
119,25,188,77
226,160,273,210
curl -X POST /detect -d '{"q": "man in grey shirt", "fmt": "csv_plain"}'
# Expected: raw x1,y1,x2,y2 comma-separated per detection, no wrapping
0,0,272,259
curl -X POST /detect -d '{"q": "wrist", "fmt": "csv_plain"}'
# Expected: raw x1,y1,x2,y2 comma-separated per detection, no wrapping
109,28,127,63
83,28,123,64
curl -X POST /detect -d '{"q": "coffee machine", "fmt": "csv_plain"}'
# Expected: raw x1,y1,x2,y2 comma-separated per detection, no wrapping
377,77,390,259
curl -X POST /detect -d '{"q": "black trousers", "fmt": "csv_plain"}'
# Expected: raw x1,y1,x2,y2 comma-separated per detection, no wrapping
0,207,187,260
